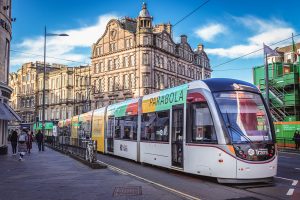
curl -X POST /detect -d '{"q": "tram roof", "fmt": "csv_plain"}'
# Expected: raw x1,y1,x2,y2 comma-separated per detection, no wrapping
202,78,259,93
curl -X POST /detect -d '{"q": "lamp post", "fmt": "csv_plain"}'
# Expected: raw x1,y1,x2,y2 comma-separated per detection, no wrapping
42,26,68,151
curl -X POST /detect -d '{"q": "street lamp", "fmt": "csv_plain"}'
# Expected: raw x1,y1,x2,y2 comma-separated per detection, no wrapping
42,26,68,151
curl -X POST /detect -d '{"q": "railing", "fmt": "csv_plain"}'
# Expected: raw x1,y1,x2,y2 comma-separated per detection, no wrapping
46,136,97,163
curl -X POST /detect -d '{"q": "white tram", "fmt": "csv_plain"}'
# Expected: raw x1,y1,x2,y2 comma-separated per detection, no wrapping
61,78,277,183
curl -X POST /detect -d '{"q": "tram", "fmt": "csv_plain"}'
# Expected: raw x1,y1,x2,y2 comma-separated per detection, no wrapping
58,78,277,183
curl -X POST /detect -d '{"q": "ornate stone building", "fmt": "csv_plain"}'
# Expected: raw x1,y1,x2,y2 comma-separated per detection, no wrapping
37,64,75,122
0,0,20,154
90,3,211,109
9,62,87,130
73,65,91,115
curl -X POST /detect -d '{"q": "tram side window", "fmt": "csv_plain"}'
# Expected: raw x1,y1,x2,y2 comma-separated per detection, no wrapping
115,116,138,140
141,111,169,142
190,103,217,143
107,117,114,138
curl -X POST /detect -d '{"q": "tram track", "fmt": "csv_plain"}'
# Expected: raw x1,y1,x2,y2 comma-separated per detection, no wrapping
96,154,283,200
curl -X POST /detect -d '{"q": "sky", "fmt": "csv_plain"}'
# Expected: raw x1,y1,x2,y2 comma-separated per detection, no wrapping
10,0,300,83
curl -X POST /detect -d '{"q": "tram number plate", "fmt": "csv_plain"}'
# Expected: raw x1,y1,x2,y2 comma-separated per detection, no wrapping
255,149,268,155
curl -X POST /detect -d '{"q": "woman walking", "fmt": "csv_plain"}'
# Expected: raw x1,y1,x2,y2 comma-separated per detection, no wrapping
18,129,28,161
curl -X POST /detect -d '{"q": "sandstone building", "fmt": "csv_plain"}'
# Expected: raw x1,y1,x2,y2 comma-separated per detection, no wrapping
0,0,20,154
91,3,211,109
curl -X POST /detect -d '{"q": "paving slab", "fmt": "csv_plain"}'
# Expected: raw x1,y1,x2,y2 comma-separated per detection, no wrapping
0,143,184,200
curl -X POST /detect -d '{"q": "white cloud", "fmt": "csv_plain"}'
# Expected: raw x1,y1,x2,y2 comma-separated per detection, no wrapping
195,23,227,42
205,16,297,58
11,14,118,69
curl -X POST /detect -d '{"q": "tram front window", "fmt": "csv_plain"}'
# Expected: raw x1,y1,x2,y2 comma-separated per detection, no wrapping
214,91,272,143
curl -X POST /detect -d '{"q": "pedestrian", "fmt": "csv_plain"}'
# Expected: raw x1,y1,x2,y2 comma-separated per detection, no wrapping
18,129,28,161
35,130,44,151
10,130,18,155
26,131,33,153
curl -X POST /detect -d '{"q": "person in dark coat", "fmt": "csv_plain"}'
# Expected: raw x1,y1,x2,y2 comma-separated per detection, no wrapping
10,130,18,155
27,131,33,153
35,130,44,151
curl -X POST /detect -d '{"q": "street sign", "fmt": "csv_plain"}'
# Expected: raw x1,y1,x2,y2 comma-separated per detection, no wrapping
53,126,57,136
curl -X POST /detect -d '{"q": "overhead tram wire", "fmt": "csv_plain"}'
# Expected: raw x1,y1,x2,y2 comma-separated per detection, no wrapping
10,49,90,66
173,0,211,27
212,33,300,70
10,1,211,68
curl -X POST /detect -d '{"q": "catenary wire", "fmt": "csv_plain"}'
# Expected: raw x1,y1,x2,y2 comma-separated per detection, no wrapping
173,0,210,27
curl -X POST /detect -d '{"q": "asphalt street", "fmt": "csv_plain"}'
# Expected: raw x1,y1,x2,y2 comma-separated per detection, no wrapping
96,151,300,200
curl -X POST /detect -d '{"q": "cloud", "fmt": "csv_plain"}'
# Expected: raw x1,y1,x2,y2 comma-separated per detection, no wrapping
195,23,227,42
205,16,297,58
10,14,118,70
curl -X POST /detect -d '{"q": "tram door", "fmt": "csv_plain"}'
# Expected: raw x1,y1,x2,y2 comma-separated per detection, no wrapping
107,116,114,153
171,104,184,168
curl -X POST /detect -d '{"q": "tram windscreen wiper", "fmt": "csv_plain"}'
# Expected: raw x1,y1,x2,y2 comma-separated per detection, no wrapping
225,112,253,143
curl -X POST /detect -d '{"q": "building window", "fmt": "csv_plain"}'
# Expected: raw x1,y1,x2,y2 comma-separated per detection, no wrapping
123,74,129,89
143,36,149,45
129,73,135,88
142,53,149,65
95,63,99,73
142,73,149,87
114,76,119,91
108,77,113,91
99,79,104,92
109,43,117,52
114,58,119,69
129,55,135,67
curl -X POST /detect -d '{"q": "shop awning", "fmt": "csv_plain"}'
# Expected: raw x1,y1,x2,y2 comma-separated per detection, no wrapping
0,103,21,121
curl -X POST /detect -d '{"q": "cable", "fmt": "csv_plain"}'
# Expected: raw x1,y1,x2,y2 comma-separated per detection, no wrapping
10,49,90,65
173,0,210,27
214,67,253,71
212,33,300,69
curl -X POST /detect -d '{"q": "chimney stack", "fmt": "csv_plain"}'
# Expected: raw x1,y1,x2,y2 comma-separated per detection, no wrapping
180,35,187,43
197,43,204,51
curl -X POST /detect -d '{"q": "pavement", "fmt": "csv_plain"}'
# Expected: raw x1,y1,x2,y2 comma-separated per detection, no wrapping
0,143,184,200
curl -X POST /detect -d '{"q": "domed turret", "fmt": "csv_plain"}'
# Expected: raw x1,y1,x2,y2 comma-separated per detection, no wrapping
139,2,151,18
137,2,152,33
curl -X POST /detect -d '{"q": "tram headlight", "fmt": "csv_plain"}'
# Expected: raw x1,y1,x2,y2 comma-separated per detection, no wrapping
247,148,255,156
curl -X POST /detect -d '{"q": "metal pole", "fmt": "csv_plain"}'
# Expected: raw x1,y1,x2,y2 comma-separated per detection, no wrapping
42,26,46,151
265,53,270,108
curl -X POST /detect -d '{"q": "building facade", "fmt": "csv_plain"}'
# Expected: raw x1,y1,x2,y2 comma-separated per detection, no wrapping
73,66,91,115
0,0,20,154
91,3,211,109
37,64,75,122
9,62,85,132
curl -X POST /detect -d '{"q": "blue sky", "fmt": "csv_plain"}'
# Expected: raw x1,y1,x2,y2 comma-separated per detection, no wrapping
11,0,300,83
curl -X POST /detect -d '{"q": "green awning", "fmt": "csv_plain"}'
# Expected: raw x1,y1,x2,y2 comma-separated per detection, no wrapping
33,122,54,130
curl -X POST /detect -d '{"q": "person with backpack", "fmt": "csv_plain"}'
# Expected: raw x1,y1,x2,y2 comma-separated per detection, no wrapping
18,129,28,161
10,130,18,155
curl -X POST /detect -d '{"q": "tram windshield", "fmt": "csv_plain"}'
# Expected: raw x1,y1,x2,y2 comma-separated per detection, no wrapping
214,91,272,143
